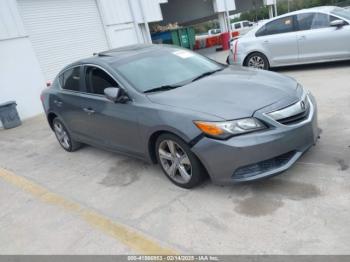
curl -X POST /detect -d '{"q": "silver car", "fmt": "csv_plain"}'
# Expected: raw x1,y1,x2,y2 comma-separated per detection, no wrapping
227,6,350,70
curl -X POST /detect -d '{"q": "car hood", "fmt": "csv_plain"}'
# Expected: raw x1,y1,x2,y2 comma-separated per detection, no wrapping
147,66,299,120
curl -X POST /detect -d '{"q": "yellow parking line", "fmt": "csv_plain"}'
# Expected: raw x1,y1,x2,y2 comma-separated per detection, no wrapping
0,168,177,255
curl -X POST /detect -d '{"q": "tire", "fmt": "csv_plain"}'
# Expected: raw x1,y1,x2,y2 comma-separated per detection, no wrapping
226,55,230,65
155,133,206,189
244,52,270,70
52,118,81,152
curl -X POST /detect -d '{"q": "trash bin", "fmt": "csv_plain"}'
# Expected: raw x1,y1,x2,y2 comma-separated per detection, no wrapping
0,101,21,129
151,27,196,50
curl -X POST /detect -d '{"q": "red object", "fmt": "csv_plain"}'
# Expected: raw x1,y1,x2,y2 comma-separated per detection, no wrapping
221,32,230,50
232,31,240,38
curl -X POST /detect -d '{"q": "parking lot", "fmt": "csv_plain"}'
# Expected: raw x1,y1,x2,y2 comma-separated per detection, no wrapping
1,51,350,254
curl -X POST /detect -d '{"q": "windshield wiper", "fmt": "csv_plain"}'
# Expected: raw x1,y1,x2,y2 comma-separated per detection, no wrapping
144,84,181,94
191,68,225,82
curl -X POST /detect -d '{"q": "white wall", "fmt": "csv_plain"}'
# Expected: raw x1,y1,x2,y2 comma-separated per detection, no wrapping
97,0,166,47
0,0,45,120
0,37,46,119
0,0,26,40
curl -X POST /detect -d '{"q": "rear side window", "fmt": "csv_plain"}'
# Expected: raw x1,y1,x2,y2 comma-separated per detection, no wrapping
85,67,118,95
256,16,295,37
60,67,81,92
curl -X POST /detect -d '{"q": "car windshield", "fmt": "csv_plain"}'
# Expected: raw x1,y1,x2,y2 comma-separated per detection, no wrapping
331,7,350,20
112,48,223,93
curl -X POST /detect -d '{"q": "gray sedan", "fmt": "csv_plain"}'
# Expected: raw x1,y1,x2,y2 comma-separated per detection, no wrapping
41,44,319,188
228,6,350,70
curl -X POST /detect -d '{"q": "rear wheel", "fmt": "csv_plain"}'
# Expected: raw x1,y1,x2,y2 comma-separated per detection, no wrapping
53,118,81,152
245,52,269,70
156,134,206,189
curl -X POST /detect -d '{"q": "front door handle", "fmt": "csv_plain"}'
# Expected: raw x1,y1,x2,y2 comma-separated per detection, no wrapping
298,35,306,40
83,108,95,115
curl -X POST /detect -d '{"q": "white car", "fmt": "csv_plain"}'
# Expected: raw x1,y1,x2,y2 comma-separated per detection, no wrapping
231,20,255,35
208,29,221,36
227,6,350,70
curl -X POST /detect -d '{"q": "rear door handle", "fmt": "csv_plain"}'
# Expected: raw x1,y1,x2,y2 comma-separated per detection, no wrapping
298,35,306,40
263,40,269,44
54,100,63,107
83,108,95,115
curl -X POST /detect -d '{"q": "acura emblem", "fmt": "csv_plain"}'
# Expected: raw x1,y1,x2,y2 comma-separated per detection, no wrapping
300,101,306,110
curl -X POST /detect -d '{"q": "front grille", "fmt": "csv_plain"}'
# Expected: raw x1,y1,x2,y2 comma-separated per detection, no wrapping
267,95,310,126
277,106,310,125
233,151,296,180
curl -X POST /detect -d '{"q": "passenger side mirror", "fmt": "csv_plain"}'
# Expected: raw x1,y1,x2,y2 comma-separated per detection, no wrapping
330,19,346,28
104,87,120,102
104,87,129,103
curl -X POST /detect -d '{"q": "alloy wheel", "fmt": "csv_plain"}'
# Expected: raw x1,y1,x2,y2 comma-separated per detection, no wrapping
54,121,71,149
158,140,192,184
247,55,265,69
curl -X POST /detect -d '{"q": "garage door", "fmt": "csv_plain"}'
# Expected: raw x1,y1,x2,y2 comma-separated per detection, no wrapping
18,0,109,81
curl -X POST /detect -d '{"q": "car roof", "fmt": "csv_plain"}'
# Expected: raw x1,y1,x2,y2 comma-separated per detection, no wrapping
60,44,170,73
82,44,158,64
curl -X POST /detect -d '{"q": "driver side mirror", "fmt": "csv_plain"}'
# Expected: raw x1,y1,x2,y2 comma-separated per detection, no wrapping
330,19,346,28
104,87,129,103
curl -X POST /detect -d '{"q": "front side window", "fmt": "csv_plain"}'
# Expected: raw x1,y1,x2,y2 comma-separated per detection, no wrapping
60,67,80,92
112,48,222,93
234,23,241,29
297,12,347,30
256,16,295,36
243,21,250,27
311,13,331,29
85,67,118,95
297,13,315,30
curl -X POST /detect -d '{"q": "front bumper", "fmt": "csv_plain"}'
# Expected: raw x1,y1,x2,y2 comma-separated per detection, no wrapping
192,95,319,184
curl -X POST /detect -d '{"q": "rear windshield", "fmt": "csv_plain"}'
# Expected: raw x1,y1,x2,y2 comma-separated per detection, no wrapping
331,7,350,20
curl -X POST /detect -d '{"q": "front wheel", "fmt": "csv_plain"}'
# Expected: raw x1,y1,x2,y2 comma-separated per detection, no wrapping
156,134,206,189
245,52,269,70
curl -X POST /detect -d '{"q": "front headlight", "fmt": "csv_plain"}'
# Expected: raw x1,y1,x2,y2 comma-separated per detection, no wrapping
194,118,266,139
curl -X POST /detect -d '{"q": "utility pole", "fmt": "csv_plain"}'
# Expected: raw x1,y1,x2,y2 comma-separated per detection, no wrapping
138,0,152,44
224,0,232,41
274,0,278,17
